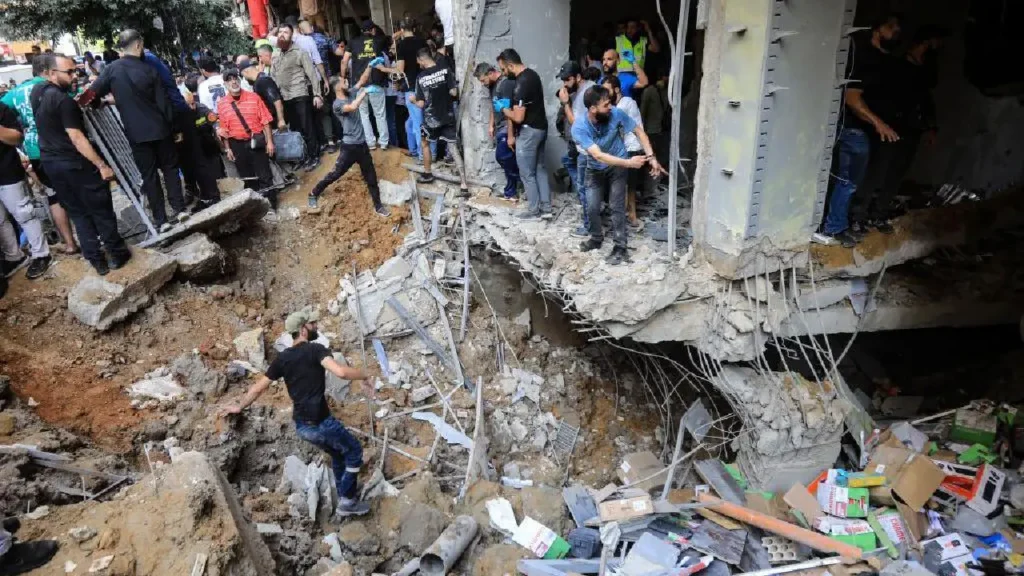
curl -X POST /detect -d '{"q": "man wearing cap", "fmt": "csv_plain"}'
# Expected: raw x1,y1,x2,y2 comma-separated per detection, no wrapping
216,68,276,204
343,20,391,150
239,57,286,132
557,60,597,238
220,308,373,518
474,62,518,199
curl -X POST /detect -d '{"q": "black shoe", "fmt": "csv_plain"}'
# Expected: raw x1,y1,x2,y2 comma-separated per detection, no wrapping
0,275,7,300
872,219,895,234
304,158,321,172
2,256,27,278
417,173,435,184
323,143,339,154
25,256,52,280
91,260,110,276
333,499,370,518
606,247,629,266
0,540,59,575
109,252,131,271
579,239,602,252
2,517,20,534
834,230,858,248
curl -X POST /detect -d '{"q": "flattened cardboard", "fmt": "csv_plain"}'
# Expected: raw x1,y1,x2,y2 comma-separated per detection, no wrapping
598,495,654,522
618,451,668,492
783,484,823,526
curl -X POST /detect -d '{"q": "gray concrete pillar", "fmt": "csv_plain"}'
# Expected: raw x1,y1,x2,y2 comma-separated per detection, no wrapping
369,0,388,31
690,0,855,279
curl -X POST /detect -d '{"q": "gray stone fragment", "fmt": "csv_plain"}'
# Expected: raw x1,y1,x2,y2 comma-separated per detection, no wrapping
256,523,283,535
376,256,413,282
68,249,177,330
379,180,413,206
233,328,266,371
794,279,851,310
141,189,271,245
163,233,228,283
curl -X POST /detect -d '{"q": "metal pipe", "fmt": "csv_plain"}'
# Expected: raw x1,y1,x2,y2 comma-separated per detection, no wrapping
665,0,692,256
660,413,688,500
418,515,479,576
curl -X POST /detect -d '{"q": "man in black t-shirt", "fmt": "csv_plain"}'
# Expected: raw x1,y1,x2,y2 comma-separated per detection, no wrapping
220,308,373,517
411,48,469,196
475,63,519,199
498,48,552,220
32,54,130,277
240,58,286,130
818,14,902,249
0,101,52,280
345,20,391,149
395,18,430,160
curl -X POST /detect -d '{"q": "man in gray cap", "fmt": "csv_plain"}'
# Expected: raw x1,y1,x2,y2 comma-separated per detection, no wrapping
220,308,373,517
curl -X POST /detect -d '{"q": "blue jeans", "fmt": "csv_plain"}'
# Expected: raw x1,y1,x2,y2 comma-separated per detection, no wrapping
516,125,552,213
495,127,520,198
404,96,436,159
824,127,870,235
295,416,363,500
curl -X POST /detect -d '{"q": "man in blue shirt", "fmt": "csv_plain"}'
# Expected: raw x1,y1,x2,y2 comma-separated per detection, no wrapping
571,85,663,265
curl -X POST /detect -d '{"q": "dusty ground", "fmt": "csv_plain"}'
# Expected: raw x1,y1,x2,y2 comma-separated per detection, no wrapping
0,148,663,574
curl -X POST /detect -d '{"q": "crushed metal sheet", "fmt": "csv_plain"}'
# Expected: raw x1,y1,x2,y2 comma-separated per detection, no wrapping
563,484,600,528
411,411,474,449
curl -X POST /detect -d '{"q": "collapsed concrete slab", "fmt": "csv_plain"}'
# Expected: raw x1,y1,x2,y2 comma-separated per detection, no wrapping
140,189,272,247
163,233,229,283
24,451,275,574
68,248,177,330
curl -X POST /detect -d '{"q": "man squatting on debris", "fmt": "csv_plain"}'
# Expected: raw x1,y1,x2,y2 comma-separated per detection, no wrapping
219,309,374,517
307,63,391,217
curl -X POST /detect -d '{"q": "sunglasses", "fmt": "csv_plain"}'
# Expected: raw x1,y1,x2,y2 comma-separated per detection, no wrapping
54,68,77,75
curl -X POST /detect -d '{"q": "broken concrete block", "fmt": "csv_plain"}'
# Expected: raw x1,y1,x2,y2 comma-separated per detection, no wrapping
323,533,343,562
256,523,283,535
233,328,266,371
411,385,436,404
376,256,413,282
325,353,350,404
129,368,185,403
379,180,413,206
278,455,308,494
68,526,97,543
794,279,850,310
142,189,271,245
163,233,228,283
68,248,177,330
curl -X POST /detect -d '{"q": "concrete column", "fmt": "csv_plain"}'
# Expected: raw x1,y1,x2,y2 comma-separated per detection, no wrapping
456,0,570,190
369,0,388,31
690,0,855,279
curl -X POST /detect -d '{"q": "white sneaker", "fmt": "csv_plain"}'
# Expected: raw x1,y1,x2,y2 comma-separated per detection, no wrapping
811,232,837,246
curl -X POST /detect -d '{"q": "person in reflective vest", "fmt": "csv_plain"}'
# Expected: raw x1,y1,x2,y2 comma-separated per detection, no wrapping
614,19,661,73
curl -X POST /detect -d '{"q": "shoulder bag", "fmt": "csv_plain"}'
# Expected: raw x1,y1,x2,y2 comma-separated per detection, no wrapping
229,99,266,150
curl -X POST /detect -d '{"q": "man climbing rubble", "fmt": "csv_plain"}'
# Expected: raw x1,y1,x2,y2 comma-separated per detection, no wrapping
219,308,374,517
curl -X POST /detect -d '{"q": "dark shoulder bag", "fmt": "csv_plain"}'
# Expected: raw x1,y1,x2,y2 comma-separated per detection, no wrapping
230,100,266,150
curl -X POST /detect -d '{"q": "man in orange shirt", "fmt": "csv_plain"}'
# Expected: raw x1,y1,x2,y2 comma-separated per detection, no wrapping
216,68,277,205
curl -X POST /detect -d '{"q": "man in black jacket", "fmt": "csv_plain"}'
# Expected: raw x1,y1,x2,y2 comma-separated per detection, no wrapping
86,29,186,232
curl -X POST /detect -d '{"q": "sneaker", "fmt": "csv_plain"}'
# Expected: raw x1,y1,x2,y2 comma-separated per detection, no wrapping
516,210,541,221
333,498,371,518
2,255,28,278
367,144,378,151
323,142,339,154
850,221,869,236
380,143,389,151
109,252,131,270
0,540,60,574
375,205,391,217
606,247,628,265
539,211,554,221
92,260,110,276
304,158,321,172
173,210,191,223
308,195,319,209
25,256,52,280
417,173,435,184
569,226,590,239
872,219,895,234
579,239,602,252
158,222,173,234
811,232,836,246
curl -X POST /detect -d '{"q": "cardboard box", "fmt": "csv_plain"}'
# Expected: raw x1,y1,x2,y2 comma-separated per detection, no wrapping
784,484,823,526
933,461,1007,515
814,517,877,551
875,510,909,545
937,554,981,576
817,483,869,518
617,451,668,492
921,533,972,562
951,408,998,448
891,454,946,510
513,517,570,559
599,495,654,522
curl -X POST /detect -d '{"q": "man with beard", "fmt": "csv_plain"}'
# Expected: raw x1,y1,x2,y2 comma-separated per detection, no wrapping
219,308,374,518
601,75,645,229
475,62,518,199
272,24,323,171
556,61,596,237
31,54,130,276
614,19,659,95
499,48,551,220
817,13,902,248
571,85,663,266
411,48,469,196
216,68,277,204
600,48,648,99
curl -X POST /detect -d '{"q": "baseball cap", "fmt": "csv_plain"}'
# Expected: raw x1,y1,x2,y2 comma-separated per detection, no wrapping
237,58,256,72
557,61,581,81
285,308,320,332
223,67,241,81
361,19,376,31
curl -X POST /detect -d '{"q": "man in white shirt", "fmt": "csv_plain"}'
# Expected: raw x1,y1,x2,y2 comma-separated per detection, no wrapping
602,75,645,229
197,57,226,112
435,0,455,59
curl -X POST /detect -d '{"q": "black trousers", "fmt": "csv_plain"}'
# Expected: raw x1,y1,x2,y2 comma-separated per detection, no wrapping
310,142,381,207
316,89,333,147
850,130,921,224
284,96,320,162
43,157,129,267
176,114,221,206
228,139,274,194
131,136,186,226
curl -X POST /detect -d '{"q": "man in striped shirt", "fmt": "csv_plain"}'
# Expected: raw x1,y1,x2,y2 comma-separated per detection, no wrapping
216,68,276,204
